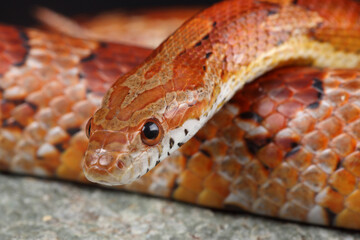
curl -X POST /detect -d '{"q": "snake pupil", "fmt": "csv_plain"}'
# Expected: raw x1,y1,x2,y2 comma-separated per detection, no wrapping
142,121,159,139
85,117,92,139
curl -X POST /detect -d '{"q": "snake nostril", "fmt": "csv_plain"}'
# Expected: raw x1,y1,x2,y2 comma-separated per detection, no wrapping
117,160,125,169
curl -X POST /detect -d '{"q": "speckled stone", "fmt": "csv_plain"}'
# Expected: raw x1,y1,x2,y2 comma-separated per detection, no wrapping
0,174,359,240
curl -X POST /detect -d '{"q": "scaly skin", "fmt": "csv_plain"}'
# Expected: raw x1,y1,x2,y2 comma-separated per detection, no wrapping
1,0,360,230
84,0,360,185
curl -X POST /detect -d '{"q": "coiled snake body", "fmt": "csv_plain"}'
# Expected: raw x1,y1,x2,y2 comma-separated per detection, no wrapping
1,0,360,230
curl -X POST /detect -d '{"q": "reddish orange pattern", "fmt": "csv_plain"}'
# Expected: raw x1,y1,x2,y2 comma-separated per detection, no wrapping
1,0,360,231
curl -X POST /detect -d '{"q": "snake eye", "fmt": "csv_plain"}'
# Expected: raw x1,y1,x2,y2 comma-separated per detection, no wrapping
141,119,163,146
85,117,92,139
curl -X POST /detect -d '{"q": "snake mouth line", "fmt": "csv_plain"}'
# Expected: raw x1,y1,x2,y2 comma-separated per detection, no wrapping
82,146,150,185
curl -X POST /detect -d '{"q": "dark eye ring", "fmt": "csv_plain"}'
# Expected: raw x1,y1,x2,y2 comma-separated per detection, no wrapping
141,119,163,146
85,117,93,139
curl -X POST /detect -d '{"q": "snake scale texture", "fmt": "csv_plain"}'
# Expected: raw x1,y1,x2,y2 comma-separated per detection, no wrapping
1,0,360,230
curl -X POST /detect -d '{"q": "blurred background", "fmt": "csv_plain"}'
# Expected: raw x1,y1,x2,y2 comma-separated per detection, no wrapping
0,0,217,26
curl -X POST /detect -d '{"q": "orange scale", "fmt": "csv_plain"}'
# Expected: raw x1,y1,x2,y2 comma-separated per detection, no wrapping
335,209,360,230
177,169,204,194
12,103,35,127
345,190,360,214
331,70,359,79
274,128,300,151
349,119,360,140
256,143,283,169
288,183,315,209
271,162,299,189
252,97,276,118
97,68,122,83
329,169,356,196
178,138,201,156
293,88,320,106
218,156,242,180
301,165,327,192
85,76,109,93
1,100,15,119
242,82,265,100
316,186,344,214
287,77,313,90
263,113,286,135
197,188,224,208
172,186,198,203
306,101,332,121
0,58,10,74
222,125,244,144
330,133,356,158
252,198,279,217
323,77,340,89
211,109,235,127
302,130,328,152
81,61,99,74
258,77,284,92
327,89,350,107
259,179,287,206
317,116,343,138
340,79,360,92
335,103,360,123
187,152,213,179
233,142,253,165
314,149,340,174
279,202,308,222
286,147,313,171
203,172,230,197
3,49,26,62
244,160,269,185
343,151,360,178
277,100,304,118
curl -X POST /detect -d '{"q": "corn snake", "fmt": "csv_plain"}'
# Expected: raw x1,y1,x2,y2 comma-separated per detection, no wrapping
1,0,360,230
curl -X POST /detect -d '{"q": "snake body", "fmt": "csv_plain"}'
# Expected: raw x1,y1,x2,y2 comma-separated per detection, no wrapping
1,0,360,230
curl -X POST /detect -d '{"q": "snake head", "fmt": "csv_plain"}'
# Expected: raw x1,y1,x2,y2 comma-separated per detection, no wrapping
82,67,205,185
83,111,171,185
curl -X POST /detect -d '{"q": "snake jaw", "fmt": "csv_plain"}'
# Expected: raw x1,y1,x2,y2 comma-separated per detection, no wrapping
83,129,159,185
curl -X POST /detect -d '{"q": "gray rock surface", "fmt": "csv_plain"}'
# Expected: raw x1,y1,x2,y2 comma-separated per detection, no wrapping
0,174,359,240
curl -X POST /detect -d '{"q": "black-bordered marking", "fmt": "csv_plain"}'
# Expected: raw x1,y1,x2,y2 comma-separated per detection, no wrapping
239,111,263,123
200,149,211,157
307,101,320,109
195,41,202,47
14,28,30,67
81,53,97,63
100,42,108,48
285,145,301,158
26,101,38,111
66,127,81,136
54,143,65,153
244,138,271,155
312,78,324,93
169,138,175,149
324,207,337,226
267,9,278,16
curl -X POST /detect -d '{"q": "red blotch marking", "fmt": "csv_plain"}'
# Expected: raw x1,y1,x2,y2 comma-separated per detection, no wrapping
0,25,28,75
